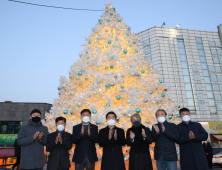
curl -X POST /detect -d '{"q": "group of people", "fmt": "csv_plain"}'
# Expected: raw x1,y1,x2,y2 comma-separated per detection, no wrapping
14,107,210,170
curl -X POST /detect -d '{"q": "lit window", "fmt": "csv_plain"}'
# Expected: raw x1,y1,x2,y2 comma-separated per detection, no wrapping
214,94,221,101
211,49,217,55
199,104,206,110
197,94,204,100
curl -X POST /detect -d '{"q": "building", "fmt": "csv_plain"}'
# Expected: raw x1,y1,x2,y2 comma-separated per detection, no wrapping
136,24,222,147
0,101,52,147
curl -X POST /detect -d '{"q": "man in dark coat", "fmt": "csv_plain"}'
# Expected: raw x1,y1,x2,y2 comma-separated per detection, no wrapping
177,108,208,170
12,139,21,170
152,109,179,170
17,109,48,170
98,111,126,170
126,113,153,170
46,116,72,170
72,109,98,170
203,141,213,169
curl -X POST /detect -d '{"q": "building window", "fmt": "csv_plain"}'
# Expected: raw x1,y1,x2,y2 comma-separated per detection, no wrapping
201,63,208,69
197,94,204,100
182,69,189,75
209,66,215,72
215,66,221,72
203,70,209,76
217,75,222,81
200,57,206,63
199,104,206,110
210,75,217,81
192,65,199,72
216,41,222,47
216,104,222,111
197,44,204,49
213,58,219,64
206,84,212,90
144,47,151,55
213,84,219,90
186,91,193,98
180,55,187,61
204,77,211,83
187,99,195,106
195,84,202,90
145,56,152,62
219,85,222,90
214,94,221,100
207,91,214,98
211,49,217,55
143,39,150,47
181,62,188,68
208,99,215,106
198,50,205,56
184,76,190,82
179,49,186,55
194,74,201,81
210,107,217,114
218,49,222,55
209,41,215,46
185,83,192,90
196,37,202,43
178,42,185,48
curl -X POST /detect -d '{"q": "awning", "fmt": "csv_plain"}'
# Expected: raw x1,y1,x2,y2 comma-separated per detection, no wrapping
213,135,222,140
0,149,14,158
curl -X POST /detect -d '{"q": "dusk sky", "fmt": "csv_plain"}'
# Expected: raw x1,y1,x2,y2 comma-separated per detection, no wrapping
0,0,221,104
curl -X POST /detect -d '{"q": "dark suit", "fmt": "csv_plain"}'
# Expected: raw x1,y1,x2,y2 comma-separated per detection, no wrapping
72,123,98,167
98,126,126,170
203,142,213,169
177,121,208,170
46,131,72,170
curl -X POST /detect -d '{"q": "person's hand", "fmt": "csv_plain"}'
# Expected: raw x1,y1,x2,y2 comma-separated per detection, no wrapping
38,132,44,140
152,124,160,134
142,128,146,138
58,133,62,143
162,124,165,132
33,131,40,140
88,124,91,136
206,153,208,155
55,134,59,143
189,131,195,139
109,129,113,140
114,130,117,140
130,131,135,140
81,124,84,135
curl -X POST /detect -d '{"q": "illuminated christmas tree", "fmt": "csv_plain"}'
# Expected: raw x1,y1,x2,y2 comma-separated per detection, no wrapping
43,2,179,133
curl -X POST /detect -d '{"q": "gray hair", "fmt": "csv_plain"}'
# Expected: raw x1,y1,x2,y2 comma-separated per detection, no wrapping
155,109,167,117
131,113,141,122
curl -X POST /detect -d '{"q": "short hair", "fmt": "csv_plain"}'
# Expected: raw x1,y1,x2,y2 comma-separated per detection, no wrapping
179,108,190,114
80,109,91,115
106,111,117,119
131,113,141,122
155,109,167,117
55,116,66,123
30,109,41,116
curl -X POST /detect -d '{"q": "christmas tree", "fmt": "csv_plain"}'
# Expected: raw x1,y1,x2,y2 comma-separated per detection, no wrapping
43,2,179,133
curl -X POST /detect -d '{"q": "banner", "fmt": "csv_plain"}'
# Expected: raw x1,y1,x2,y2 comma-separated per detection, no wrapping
209,122,222,134
0,134,17,144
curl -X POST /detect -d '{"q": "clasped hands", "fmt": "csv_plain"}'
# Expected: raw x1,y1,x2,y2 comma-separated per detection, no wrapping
130,128,146,140
33,131,44,141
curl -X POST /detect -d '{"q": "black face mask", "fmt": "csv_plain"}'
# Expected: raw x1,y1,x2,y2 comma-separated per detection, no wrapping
133,121,141,127
32,116,41,123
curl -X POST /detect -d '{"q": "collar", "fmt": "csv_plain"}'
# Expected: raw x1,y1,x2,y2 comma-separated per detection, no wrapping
181,120,192,125
82,123,90,125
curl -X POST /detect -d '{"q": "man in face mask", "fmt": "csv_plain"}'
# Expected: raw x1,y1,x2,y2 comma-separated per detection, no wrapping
72,109,98,170
177,108,208,170
46,117,72,170
98,111,126,170
17,109,49,170
126,113,153,170
152,109,179,170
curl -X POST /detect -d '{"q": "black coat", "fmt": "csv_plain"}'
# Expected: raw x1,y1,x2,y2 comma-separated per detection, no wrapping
46,131,72,170
127,125,153,170
71,123,98,164
177,121,208,170
98,126,126,170
203,142,213,158
152,121,179,161
14,139,21,157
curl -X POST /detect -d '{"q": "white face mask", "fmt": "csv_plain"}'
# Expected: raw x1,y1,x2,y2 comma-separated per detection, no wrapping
57,125,65,131
157,117,166,123
82,116,90,123
182,115,191,122
107,119,116,126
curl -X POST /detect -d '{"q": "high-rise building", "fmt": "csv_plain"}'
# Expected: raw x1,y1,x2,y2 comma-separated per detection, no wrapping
136,24,222,123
